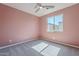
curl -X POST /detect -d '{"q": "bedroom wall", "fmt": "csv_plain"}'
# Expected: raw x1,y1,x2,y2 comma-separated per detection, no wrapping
40,4,79,46
0,3,79,47
0,4,40,46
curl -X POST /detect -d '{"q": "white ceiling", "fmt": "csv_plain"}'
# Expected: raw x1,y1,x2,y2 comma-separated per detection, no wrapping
3,3,76,17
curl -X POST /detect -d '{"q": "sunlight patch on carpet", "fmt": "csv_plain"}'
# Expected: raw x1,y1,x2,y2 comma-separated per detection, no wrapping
40,45,60,56
32,42,48,52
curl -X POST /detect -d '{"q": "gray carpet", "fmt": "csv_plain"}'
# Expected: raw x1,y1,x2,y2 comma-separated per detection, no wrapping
0,40,79,56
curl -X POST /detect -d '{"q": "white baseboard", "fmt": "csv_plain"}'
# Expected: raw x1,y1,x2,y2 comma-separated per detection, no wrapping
0,39,79,50
0,39,36,49
44,39,79,49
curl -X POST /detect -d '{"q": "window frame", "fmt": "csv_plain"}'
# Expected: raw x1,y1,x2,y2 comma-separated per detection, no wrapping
47,14,63,32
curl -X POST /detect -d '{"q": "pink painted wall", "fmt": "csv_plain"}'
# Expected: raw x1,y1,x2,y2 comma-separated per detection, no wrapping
0,4,40,46
0,3,79,47
40,4,79,46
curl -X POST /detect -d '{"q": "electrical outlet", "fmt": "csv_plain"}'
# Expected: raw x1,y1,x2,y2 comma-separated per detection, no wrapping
9,40,12,43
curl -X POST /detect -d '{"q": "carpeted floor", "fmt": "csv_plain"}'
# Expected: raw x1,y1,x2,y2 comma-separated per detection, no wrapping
0,40,79,56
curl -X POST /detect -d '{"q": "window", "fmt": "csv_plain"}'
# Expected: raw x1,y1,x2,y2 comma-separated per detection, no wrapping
48,17,54,32
47,14,63,32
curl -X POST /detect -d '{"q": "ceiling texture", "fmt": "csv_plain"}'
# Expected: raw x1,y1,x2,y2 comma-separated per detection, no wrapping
3,3,76,17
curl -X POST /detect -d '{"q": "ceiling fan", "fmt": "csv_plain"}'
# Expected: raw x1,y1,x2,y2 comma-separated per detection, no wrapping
34,3,55,13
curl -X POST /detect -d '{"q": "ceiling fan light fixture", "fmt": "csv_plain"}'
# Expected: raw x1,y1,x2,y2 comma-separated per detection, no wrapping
34,3,55,13
39,6,43,9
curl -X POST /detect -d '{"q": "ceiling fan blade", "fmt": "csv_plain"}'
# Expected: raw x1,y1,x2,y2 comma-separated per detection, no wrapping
43,6,55,8
34,3,42,9
34,4,38,8
35,8,40,13
37,3,42,7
